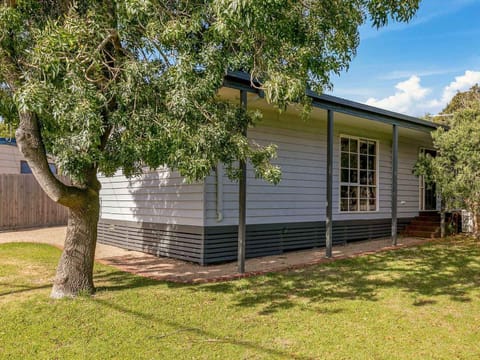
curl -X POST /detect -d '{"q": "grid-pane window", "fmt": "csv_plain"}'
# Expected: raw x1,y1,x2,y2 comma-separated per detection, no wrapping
340,137,377,212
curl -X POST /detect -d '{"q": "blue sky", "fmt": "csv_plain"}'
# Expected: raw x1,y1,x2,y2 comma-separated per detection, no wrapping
328,0,480,116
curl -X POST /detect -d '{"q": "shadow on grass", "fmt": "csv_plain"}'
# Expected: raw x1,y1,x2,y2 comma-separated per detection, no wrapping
0,283,52,297
94,297,315,360
197,238,480,313
93,269,166,292
88,239,480,359
0,271,181,298
91,238,480,317
93,267,189,294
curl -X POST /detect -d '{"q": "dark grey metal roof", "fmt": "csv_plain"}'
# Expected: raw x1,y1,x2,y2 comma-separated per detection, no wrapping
224,71,441,132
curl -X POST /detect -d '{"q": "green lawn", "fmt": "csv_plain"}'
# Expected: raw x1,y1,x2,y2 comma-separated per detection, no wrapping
1,238,480,359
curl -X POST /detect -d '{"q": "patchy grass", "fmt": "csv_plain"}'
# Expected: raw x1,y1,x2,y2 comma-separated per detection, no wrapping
1,238,480,359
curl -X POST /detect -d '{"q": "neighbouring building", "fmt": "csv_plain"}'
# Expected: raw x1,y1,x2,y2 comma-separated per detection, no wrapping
0,138,27,174
0,138,57,175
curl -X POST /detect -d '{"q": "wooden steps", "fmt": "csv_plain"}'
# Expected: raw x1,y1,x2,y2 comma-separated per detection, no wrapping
403,212,441,238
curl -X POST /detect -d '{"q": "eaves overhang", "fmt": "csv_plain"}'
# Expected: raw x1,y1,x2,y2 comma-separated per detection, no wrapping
224,71,443,133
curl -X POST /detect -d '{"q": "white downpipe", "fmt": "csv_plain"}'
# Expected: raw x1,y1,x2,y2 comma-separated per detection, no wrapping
216,163,224,222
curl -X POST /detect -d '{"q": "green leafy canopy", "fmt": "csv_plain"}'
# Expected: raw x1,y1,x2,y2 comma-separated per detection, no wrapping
414,86,480,221
0,0,420,185
0,117,14,138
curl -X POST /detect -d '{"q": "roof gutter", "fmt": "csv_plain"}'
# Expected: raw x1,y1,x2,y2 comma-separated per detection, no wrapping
223,71,444,132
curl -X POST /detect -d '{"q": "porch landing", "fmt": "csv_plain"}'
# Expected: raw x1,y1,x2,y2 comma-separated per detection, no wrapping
0,226,435,284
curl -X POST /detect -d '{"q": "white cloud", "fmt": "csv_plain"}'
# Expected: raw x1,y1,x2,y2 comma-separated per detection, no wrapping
440,70,480,105
364,70,480,116
365,76,431,114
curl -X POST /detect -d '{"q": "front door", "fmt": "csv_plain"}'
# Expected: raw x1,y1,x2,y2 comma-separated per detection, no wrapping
419,148,437,211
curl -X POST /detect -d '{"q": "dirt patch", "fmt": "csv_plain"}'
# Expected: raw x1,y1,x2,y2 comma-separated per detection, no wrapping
99,237,435,284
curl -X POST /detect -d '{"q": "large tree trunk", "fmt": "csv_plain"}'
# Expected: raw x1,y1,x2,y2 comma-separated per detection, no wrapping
440,210,446,238
472,210,479,239
16,111,102,298
50,191,100,299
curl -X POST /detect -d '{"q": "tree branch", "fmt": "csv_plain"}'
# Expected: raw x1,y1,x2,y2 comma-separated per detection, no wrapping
15,111,88,208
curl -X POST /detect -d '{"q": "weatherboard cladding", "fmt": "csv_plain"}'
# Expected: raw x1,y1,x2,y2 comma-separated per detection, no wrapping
0,139,26,175
204,122,432,227
96,74,436,264
98,167,204,227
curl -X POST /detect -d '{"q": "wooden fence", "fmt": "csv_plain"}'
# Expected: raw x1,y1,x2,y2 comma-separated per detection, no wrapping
0,174,68,231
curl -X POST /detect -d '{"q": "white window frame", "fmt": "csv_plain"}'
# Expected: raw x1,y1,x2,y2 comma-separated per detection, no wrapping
339,135,379,213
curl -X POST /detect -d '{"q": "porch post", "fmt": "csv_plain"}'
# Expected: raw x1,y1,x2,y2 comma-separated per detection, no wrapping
326,109,334,258
391,124,398,246
238,90,247,273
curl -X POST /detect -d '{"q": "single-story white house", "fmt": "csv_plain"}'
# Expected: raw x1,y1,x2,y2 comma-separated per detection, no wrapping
97,72,441,264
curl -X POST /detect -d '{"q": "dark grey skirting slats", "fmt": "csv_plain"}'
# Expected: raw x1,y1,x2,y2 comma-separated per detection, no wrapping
204,222,332,263
97,219,204,263
97,218,413,265
203,218,412,264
